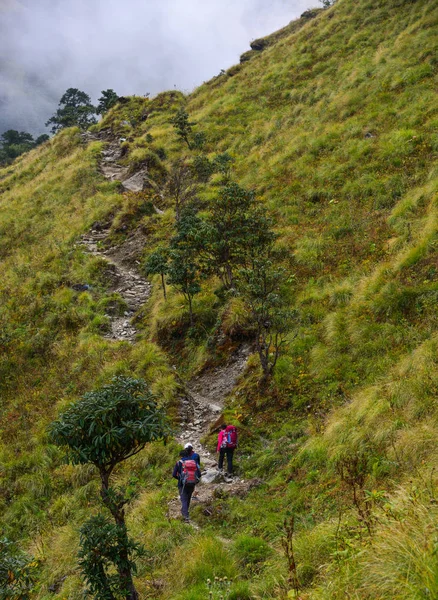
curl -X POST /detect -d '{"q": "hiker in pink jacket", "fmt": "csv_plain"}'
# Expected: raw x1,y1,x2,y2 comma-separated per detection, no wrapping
217,423,237,476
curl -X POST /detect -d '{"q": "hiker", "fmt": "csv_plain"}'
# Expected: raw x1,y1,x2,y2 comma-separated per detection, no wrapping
184,442,201,467
217,423,238,477
172,449,201,522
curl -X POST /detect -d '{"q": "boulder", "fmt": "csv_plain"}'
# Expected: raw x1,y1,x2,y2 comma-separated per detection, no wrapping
201,468,223,484
122,170,147,192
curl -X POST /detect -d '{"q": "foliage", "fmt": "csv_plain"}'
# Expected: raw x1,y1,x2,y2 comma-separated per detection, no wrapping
192,154,214,183
97,89,120,115
165,159,199,220
78,515,143,600
50,377,169,600
170,106,195,149
203,182,275,289
0,130,48,165
167,208,204,326
213,152,234,181
49,376,169,475
238,257,293,383
144,246,170,299
0,537,37,600
170,106,206,150
1,0,438,598
45,88,97,133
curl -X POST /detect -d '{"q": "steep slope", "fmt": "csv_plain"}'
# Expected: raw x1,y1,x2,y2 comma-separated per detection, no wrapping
0,1,437,599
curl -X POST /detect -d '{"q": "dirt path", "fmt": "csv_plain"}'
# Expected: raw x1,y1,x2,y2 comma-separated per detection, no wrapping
79,225,151,341
168,344,260,521
78,133,152,341
80,134,257,519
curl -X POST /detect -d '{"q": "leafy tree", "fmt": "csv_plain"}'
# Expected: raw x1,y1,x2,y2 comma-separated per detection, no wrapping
165,159,199,220
96,89,120,115
144,246,170,299
78,515,144,600
0,537,37,600
213,152,234,181
0,130,35,164
170,106,195,149
35,134,50,145
192,131,206,150
237,256,293,385
45,88,97,133
1,130,34,147
167,207,204,326
167,249,201,327
192,154,214,183
203,182,275,289
170,107,207,151
0,130,50,165
50,376,169,600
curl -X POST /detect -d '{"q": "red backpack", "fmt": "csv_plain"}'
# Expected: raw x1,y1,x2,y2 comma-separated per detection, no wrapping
180,459,199,486
225,426,238,449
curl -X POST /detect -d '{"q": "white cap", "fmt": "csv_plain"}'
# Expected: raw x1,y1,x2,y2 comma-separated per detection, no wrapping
184,443,193,449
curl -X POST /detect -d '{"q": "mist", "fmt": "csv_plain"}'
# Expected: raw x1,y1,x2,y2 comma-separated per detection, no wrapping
0,0,315,135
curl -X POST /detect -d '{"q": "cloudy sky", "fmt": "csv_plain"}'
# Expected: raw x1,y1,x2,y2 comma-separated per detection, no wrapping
1,0,315,135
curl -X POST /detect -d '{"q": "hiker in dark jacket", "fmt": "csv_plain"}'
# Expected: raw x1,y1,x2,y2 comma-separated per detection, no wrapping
184,442,201,467
172,449,201,522
217,423,237,477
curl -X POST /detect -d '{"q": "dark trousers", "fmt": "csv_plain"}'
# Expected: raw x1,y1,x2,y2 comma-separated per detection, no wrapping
218,448,234,474
179,484,195,519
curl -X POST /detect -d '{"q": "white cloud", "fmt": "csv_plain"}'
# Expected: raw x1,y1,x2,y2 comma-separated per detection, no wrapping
0,0,314,134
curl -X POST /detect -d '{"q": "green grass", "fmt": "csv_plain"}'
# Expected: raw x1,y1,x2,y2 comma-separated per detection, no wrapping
0,0,437,598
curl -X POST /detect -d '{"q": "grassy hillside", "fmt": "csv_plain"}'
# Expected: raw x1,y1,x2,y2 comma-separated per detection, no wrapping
0,0,437,598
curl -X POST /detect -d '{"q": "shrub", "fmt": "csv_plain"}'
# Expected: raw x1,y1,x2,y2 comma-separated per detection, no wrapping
232,535,272,574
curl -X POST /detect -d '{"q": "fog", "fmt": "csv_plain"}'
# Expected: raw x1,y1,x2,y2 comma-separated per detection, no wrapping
0,0,314,135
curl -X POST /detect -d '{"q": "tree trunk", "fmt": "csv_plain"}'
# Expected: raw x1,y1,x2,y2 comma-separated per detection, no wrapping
100,470,139,600
225,262,234,289
161,272,167,300
188,294,194,327
256,336,270,386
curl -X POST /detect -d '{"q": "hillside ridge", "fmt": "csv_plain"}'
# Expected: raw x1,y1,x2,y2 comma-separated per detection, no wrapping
0,0,437,598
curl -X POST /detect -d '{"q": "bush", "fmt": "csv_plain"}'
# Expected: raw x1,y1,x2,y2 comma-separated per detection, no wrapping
232,535,272,574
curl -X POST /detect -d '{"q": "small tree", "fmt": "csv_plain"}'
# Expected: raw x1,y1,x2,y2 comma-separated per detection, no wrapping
35,134,50,146
1,130,34,147
0,130,35,164
0,537,37,600
212,152,234,182
97,89,120,115
165,159,199,221
204,182,275,289
167,207,204,326
78,515,144,600
144,246,170,299
0,130,50,165
237,256,293,385
49,376,169,600
170,107,195,149
167,249,201,327
192,154,214,183
45,88,97,133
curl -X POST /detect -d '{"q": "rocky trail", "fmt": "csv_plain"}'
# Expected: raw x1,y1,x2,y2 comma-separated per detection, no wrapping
80,134,256,523
79,225,151,341
168,343,257,523
78,131,152,341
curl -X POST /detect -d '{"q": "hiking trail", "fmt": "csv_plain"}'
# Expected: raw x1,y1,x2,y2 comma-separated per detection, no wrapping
79,134,258,520
78,132,152,341
168,343,262,522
